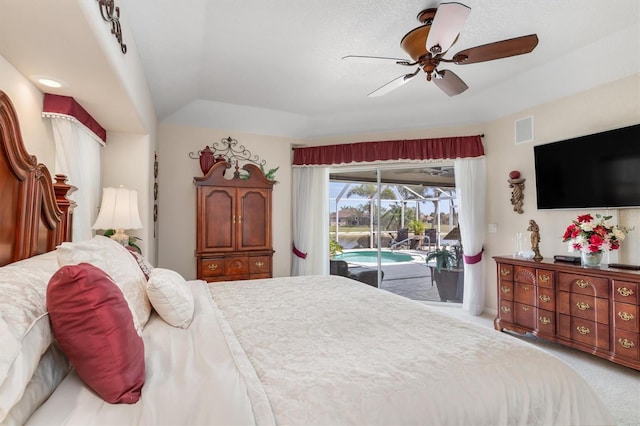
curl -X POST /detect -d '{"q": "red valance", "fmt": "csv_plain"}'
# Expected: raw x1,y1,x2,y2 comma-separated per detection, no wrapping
292,135,484,166
42,94,107,143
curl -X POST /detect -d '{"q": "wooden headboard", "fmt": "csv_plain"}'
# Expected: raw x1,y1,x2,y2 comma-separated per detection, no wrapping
0,91,74,266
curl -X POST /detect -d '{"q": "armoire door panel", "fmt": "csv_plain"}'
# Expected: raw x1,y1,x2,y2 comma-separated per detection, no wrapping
203,187,235,251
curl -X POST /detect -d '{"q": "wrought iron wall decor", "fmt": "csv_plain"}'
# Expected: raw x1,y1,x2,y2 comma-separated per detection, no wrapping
189,136,267,175
97,0,127,54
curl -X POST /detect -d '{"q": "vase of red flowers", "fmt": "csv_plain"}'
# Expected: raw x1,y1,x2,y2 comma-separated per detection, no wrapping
562,213,629,267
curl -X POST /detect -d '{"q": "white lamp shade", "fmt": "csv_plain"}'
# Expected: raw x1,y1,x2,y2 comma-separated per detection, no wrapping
92,187,143,230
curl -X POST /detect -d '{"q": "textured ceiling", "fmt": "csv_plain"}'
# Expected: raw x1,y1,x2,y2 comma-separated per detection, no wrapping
1,1,639,139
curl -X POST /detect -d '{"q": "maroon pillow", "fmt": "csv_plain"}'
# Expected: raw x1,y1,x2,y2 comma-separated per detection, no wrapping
47,263,145,404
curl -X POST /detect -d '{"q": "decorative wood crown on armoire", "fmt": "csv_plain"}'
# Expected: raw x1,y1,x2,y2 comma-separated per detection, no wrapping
194,161,274,282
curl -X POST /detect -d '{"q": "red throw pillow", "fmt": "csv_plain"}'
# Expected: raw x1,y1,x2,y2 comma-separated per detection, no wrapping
47,263,145,404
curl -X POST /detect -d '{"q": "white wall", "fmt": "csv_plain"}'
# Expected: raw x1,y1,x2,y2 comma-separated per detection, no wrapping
157,124,296,279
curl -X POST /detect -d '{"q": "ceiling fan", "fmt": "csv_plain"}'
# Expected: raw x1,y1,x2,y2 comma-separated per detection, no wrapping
343,2,538,97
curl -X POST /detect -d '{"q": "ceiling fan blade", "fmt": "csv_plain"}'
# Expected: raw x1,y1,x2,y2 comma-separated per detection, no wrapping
433,69,468,97
426,2,471,56
368,69,420,97
342,55,413,66
452,34,539,65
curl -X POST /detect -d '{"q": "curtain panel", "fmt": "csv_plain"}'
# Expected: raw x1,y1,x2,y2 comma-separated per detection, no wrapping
293,135,484,166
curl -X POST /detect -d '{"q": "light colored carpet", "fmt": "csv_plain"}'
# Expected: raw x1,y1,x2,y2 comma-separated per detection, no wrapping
425,302,640,426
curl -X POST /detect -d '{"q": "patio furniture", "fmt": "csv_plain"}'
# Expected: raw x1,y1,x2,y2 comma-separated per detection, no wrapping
329,260,384,287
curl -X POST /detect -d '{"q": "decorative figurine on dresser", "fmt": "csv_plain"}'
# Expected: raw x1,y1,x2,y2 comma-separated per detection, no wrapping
192,137,275,282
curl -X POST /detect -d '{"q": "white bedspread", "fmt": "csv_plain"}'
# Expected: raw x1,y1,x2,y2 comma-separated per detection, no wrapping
27,275,613,425
207,275,614,426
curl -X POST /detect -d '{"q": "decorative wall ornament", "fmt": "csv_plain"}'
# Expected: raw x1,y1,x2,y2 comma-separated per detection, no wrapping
189,136,279,182
508,170,525,214
97,0,127,54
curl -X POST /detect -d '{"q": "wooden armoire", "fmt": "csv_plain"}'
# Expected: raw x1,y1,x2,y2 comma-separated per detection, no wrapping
194,161,274,282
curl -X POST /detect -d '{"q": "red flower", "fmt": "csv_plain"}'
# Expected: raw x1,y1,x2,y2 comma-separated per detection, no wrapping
589,234,604,246
577,214,593,223
562,224,577,240
593,225,608,237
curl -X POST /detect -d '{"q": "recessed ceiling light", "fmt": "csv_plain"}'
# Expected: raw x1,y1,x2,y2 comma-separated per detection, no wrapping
38,78,63,88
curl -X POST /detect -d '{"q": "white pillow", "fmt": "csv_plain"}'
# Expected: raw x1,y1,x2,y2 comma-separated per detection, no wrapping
56,236,151,331
147,269,194,328
0,252,60,423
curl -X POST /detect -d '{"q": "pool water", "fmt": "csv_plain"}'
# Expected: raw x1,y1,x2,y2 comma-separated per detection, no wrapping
334,250,415,265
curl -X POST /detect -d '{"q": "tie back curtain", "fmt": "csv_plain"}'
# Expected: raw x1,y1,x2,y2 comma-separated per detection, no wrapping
291,134,487,315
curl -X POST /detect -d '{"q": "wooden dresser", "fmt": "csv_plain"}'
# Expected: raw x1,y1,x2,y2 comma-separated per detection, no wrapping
194,161,274,282
494,256,639,371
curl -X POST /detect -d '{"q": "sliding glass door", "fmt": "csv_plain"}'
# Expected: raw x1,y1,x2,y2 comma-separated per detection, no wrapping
329,163,461,303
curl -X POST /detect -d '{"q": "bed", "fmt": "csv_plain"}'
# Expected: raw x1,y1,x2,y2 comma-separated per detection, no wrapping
0,90,614,426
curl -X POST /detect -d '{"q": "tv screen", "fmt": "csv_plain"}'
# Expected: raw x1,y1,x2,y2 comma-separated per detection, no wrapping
534,124,640,209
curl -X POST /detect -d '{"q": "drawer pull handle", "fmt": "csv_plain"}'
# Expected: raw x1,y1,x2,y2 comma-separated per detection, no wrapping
576,301,591,311
501,268,511,277
539,316,551,325
618,338,636,349
617,287,635,297
576,325,590,335
522,306,530,312
539,294,551,303
501,306,511,313
538,274,550,283
207,264,218,271
522,285,530,292
575,279,590,289
618,311,635,322
500,286,511,294
255,261,264,268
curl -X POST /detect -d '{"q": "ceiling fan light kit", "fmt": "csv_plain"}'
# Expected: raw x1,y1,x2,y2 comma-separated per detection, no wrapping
346,2,539,98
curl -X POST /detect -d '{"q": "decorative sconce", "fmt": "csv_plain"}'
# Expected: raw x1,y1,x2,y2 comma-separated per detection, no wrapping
508,170,525,214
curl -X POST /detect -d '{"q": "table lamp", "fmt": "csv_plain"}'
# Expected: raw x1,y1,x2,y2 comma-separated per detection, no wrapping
92,186,143,246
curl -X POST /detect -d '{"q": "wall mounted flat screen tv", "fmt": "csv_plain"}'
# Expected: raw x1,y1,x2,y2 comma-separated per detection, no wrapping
534,123,640,209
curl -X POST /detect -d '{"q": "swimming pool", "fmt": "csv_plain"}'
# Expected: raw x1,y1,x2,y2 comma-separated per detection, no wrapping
333,250,418,265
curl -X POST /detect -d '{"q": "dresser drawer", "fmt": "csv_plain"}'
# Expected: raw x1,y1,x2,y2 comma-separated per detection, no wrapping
558,291,609,325
514,282,536,305
614,302,639,332
613,280,639,304
200,258,225,278
537,286,555,310
249,255,271,274
536,269,554,288
613,329,640,361
559,314,610,350
514,302,536,329
498,300,514,323
514,266,536,285
225,256,249,276
558,273,609,297
536,307,555,335
498,280,514,301
498,263,514,281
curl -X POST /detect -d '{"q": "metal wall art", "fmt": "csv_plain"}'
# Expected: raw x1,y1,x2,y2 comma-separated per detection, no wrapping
97,0,127,54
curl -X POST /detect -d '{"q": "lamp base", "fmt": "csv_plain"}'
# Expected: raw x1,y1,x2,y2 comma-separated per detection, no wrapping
110,229,129,246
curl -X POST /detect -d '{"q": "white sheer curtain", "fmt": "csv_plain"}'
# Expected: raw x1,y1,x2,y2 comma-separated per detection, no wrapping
47,117,103,241
292,166,329,275
454,157,487,315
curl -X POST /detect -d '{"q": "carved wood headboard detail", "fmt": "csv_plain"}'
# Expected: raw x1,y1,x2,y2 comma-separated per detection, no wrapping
0,91,74,266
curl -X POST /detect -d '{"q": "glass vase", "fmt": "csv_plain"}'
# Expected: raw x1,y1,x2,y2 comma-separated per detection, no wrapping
581,251,603,267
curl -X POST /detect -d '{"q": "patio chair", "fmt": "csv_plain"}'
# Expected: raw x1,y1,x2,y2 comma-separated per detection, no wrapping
329,260,384,287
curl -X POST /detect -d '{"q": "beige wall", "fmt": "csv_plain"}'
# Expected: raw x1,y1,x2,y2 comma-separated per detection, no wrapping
157,124,297,279
0,56,54,166
483,74,640,311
